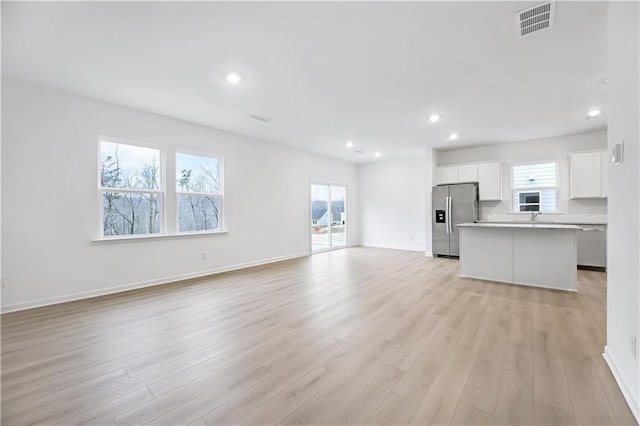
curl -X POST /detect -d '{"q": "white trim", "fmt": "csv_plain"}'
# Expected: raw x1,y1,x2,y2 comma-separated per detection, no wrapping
175,149,225,233
359,242,425,252
310,181,349,253
100,188,164,194
424,251,434,257
511,160,559,213
99,134,165,151
603,347,640,423
0,252,309,314
91,229,228,242
98,136,166,238
176,191,223,197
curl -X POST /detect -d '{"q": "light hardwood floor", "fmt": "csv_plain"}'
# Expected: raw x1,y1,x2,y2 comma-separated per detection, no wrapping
1,247,636,425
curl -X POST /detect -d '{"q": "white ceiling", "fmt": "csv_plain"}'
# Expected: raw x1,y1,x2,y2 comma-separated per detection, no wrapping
2,1,608,163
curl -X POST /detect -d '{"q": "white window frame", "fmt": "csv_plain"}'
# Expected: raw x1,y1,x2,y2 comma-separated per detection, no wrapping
98,135,166,238
175,149,225,234
511,160,559,213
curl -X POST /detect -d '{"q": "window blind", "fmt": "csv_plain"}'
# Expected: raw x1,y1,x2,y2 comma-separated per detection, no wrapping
513,162,557,188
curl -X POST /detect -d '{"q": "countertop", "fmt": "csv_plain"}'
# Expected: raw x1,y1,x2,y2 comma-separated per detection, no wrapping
478,221,607,226
457,222,582,230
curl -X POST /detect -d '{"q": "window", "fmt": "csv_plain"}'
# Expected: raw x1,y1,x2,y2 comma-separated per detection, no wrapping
100,139,163,236
99,137,224,239
512,161,558,212
516,191,541,211
176,151,223,232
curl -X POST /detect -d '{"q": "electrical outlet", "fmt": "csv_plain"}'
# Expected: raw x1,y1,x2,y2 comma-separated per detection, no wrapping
631,335,637,359
200,252,207,261
296,240,300,246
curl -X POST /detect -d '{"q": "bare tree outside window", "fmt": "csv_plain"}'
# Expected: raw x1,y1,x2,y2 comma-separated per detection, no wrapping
176,151,222,232
100,140,162,236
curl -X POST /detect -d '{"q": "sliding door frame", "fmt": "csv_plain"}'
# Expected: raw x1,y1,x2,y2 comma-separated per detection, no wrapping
310,181,349,253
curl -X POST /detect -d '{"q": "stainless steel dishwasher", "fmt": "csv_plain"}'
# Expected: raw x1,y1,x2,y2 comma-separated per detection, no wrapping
577,225,607,270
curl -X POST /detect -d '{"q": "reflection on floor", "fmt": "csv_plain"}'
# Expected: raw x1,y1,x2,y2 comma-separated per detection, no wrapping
1,247,635,425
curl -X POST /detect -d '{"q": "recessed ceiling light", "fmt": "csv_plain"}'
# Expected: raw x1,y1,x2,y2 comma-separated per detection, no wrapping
586,109,601,119
374,151,381,157
428,114,441,123
226,73,242,85
448,133,459,141
345,141,354,148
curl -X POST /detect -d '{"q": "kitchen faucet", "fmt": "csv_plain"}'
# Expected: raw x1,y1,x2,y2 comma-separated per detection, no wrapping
530,211,542,222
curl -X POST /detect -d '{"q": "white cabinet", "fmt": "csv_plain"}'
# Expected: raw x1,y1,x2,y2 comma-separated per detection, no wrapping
436,161,502,201
570,150,607,199
600,151,608,198
477,162,502,201
438,166,458,184
459,225,577,291
457,164,478,182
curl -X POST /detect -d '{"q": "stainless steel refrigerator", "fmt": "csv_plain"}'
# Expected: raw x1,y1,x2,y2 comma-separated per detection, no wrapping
432,182,479,257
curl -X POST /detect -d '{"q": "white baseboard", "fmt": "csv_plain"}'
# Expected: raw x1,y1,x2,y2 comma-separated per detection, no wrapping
603,346,640,423
359,242,425,252
1,251,310,314
424,251,433,257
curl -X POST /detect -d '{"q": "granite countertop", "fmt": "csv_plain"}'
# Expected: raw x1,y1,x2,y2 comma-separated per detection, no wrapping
478,221,607,227
457,222,583,230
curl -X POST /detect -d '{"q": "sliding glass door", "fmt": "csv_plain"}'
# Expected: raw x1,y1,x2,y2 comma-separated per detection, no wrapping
330,185,347,248
311,183,347,252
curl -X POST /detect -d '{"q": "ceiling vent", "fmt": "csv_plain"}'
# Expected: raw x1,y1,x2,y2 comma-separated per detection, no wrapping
516,2,555,37
249,114,273,123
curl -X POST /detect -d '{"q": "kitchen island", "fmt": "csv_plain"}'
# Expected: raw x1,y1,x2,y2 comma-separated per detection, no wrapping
457,222,582,291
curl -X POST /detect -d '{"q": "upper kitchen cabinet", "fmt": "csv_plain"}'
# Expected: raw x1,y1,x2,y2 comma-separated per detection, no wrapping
436,161,502,201
570,150,608,199
437,165,459,184
477,161,503,201
457,164,478,182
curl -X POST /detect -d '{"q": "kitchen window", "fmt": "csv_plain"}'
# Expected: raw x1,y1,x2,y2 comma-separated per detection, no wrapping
512,161,558,212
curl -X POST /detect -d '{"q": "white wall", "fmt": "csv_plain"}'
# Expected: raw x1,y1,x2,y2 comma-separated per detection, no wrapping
437,130,608,223
605,1,640,420
425,148,436,255
1,78,358,312
358,155,428,253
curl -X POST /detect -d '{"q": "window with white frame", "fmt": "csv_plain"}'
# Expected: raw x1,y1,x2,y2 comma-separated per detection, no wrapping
176,151,223,232
512,161,558,212
99,138,163,236
98,137,224,238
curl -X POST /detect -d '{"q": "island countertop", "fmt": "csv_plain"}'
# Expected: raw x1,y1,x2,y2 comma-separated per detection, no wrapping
457,222,582,230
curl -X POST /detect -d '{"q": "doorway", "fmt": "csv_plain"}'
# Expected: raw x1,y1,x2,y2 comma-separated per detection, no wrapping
310,183,347,252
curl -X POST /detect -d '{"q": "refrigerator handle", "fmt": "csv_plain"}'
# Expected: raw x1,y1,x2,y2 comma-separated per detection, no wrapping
446,196,452,234
448,196,453,234
444,196,448,234
445,196,448,234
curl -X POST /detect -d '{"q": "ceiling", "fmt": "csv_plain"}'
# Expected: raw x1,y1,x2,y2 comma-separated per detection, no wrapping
2,1,607,163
